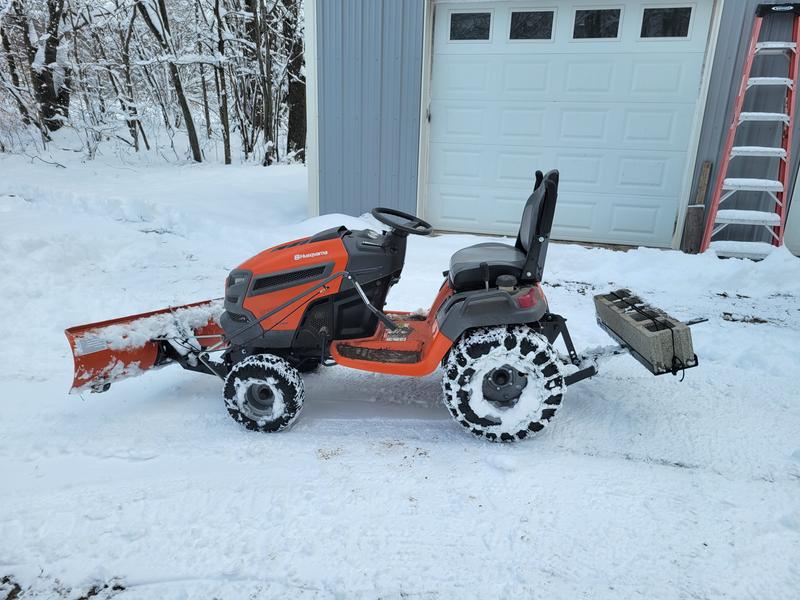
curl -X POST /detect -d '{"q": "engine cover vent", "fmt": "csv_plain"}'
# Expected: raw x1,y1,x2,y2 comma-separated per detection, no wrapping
250,264,330,296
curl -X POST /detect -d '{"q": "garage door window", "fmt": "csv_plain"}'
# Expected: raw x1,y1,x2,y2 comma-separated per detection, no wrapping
573,8,621,39
509,11,554,40
641,7,692,38
450,12,491,41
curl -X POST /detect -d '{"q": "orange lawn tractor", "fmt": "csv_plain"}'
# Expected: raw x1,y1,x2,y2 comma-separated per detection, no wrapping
66,170,700,442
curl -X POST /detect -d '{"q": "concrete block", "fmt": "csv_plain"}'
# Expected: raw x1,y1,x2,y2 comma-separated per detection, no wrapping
594,289,697,375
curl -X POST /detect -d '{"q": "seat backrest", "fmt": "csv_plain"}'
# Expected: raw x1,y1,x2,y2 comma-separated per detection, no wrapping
516,169,559,283
516,171,545,252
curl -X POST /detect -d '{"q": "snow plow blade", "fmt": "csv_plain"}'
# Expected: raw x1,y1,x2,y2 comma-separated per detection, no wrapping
65,300,225,393
594,289,699,376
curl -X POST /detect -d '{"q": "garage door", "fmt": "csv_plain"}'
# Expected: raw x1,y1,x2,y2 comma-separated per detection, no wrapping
426,1,714,246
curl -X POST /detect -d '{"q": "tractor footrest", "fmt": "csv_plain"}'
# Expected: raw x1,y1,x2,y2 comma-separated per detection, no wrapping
336,345,422,364
593,289,698,376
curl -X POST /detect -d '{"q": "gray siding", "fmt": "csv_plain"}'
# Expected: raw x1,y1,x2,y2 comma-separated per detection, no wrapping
316,0,424,217
690,1,799,243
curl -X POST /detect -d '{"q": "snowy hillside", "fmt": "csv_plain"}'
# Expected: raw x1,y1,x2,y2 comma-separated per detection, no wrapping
1,153,799,599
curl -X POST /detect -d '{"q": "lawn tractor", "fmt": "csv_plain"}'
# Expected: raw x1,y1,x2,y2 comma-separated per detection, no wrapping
66,170,700,442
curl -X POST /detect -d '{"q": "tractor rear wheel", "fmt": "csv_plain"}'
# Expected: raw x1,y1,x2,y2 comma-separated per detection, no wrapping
442,326,566,442
223,354,305,433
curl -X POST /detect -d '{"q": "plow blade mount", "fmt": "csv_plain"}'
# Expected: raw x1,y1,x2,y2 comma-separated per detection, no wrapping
65,300,225,393
594,289,698,376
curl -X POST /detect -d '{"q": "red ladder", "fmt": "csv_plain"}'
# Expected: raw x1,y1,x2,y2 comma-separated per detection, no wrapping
701,3,800,259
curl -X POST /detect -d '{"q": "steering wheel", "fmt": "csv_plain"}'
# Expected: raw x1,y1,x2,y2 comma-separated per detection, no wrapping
371,207,433,236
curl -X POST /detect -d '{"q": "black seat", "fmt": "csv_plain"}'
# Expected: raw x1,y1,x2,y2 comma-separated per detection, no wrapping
448,170,559,291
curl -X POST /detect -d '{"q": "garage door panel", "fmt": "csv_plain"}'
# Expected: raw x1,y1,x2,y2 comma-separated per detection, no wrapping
428,186,483,227
564,60,618,94
502,60,551,94
492,194,533,229
558,150,684,197
609,204,660,235
436,148,484,183
496,150,546,186
629,56,704,99
433,56,492,97
554,153,604,185
440,107,486,142
622,108,680,146
500,109,546,140
428,185,533,233
430,183,675,244
428,0,713,246
617,156,669,191
557,109,610,142
432,101,697,151
552,200,597,235
434,1,713,55
436,53,701,103
552,194,673,245
431,143,686,197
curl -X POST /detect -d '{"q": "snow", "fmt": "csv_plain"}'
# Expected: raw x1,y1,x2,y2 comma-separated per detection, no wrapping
710,240,777,260
715,209,781,225
722,178,784,192
72,300,223,354
747,77,794,87
738,112,791,123
233,376,287,424
1,152,800,598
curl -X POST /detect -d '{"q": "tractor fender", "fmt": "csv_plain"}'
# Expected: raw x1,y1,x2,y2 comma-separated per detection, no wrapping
435,288,549,342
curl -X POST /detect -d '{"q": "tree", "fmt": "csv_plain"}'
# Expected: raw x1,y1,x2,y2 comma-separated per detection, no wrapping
135,0,202,162
282,0,304,160
213,0,230,164
0,0,307,164
5,0,71,133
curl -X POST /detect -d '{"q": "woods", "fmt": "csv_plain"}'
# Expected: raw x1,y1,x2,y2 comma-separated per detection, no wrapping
0,0,306,164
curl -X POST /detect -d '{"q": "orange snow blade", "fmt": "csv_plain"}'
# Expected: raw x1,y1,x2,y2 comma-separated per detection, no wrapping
65,299,225,393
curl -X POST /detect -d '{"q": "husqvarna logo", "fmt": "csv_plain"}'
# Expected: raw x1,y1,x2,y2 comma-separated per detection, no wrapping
294,250,329,261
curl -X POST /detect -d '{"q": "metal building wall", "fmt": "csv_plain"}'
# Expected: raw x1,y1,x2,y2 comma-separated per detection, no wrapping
315,0,424,217
690,1,800,243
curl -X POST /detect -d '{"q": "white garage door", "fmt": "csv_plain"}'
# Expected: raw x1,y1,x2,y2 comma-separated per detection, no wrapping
426,1,714,246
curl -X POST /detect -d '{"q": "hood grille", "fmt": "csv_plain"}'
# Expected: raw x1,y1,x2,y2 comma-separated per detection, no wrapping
250,265,327,295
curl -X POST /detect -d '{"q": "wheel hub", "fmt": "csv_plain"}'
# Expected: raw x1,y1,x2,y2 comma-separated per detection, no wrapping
482,364,528,407
245,383,275,416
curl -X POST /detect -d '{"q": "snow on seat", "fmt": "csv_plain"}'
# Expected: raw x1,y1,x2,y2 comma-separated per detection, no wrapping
722,178,784,192
715,210,781,226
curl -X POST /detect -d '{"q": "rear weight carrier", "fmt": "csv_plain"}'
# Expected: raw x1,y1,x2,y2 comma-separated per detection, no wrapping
593,289,699,376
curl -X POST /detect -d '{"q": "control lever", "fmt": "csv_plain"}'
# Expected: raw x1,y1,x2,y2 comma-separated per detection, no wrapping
350,277,398,331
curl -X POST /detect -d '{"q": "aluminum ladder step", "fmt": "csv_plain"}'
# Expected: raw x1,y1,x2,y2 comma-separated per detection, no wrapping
739,112,791,123
755,41,798,54
730,146,787,158
715,209,781,226
722,178,784,192
710,241,774,260
747,76,794,87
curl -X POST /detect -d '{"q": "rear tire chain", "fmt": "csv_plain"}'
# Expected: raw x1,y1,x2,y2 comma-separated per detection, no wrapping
442,325,565,442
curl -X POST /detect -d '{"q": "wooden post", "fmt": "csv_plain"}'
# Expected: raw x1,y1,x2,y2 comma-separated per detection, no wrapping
681,161,712,254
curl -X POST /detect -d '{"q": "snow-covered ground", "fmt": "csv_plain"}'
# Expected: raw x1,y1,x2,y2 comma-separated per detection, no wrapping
1,152,799,599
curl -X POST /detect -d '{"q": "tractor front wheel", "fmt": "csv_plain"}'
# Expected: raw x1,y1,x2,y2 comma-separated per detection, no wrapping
223,354,305,433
